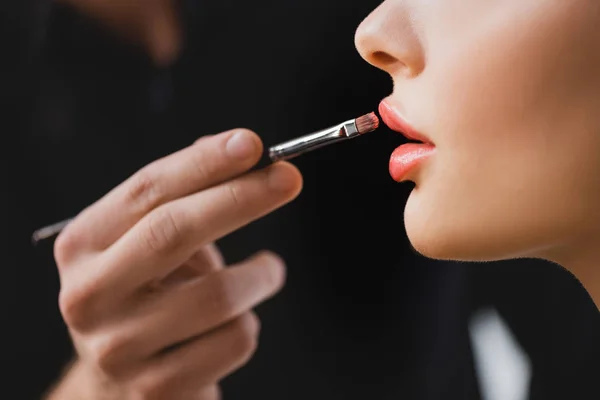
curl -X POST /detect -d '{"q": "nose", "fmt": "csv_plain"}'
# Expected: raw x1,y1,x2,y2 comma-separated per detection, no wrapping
355,1,425,78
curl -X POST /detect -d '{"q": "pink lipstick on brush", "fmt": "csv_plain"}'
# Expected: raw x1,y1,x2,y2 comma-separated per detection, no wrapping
267,112,379,162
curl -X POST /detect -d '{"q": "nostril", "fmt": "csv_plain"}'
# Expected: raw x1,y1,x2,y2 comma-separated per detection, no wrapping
372,51,398,67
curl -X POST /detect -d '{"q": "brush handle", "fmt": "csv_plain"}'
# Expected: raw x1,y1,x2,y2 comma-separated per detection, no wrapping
32,128,342,244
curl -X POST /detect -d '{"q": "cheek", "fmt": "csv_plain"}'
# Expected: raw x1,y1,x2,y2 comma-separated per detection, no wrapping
403,4,600,260
425,1,600,151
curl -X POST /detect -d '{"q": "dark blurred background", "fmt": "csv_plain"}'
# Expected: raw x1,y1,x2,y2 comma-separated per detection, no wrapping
2,1,599,399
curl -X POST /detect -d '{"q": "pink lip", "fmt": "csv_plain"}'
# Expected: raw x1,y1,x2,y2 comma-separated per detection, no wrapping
378,101,433,144
379,100,435,182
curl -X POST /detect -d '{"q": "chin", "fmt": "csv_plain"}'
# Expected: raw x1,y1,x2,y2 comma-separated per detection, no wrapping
402,191,544,263
405,228,501,263
403,219,485,262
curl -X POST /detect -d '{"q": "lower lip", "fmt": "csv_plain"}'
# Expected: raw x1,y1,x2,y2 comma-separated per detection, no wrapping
389,143,435,182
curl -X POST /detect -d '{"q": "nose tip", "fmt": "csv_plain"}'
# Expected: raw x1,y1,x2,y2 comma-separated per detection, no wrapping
354,2,425,77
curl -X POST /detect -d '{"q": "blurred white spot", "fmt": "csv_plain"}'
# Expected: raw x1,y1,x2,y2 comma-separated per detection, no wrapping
469,308,532,400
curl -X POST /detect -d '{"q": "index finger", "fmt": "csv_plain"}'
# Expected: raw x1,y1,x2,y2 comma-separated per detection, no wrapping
62,129,263,255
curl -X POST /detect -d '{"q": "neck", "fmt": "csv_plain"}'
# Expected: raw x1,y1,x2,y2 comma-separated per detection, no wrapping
544,238,600,311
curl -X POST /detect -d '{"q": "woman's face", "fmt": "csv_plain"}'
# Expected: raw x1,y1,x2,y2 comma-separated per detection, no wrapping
355,0,600,262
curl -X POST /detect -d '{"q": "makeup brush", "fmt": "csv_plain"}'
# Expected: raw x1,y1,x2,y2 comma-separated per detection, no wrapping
263,111,379,164
31,112,380,244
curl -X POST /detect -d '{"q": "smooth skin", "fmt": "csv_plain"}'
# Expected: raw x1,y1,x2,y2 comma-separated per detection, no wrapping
46,130,303,399
355,0,600,308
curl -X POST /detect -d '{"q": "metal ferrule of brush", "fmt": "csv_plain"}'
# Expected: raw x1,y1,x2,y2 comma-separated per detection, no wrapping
268,119,359,162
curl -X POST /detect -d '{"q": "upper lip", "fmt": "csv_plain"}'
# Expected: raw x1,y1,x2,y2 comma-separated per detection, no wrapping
378,100,434,145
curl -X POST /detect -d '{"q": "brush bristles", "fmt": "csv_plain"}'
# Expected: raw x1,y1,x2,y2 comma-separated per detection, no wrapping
355,112,380,134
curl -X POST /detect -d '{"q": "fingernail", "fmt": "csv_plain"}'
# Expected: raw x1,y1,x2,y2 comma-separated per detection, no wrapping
226,131,257,159
268,165,296,192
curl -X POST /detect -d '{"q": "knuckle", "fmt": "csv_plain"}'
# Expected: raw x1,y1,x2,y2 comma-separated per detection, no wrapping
127,167,163,213
141,207,185,254
58,288,81,328
224,182,243,209
89,333,131,375
58,284,97,331
54,228,79,267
